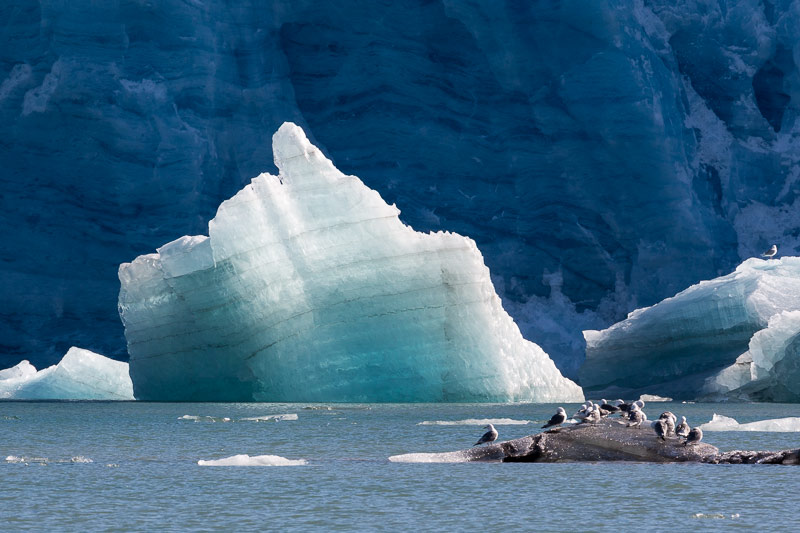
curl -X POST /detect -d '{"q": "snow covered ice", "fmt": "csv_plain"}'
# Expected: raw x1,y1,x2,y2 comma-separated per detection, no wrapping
580,257,800,400
118,123,583,403
699,414,800,432
0,347,133,400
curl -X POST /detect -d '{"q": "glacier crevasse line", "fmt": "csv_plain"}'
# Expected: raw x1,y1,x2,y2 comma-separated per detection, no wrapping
118,122,583,402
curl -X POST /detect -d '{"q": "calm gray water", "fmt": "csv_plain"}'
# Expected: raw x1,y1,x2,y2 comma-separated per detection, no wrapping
2,401,799,532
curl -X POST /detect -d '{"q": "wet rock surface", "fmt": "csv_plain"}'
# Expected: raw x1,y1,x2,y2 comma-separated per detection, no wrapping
451,419,799,464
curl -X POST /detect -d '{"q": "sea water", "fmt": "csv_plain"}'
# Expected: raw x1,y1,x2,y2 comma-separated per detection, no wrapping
2,401,799,532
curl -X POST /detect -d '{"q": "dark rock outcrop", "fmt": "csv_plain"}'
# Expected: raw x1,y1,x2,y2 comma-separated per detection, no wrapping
446,419,799,464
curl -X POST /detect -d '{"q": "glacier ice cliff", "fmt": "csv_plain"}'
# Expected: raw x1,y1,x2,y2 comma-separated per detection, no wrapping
119,123,583,402
2,1,800,377
0,347,134,400
580,257,800,400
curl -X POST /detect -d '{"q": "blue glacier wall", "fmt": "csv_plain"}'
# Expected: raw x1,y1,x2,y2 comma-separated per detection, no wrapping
1,0,799,378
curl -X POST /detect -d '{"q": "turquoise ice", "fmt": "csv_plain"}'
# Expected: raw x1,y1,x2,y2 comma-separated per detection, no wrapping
119,123,583,402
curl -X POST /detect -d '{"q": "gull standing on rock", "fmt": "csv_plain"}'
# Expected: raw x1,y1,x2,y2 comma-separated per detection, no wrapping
542,407,567,429
659,412,676,437
676,416,690,438
684,427,703,446
474,424,498,446
582,404,601,424
627,404,645,428
654,419,668,441
599,399,620,415
762,244,778,258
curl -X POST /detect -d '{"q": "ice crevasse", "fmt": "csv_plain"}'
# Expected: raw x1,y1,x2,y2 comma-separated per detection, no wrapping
580,257,800,401
118,123,583,402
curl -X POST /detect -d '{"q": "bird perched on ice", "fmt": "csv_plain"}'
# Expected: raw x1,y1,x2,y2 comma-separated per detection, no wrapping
676,416,690,439
684,427,703,446
762,244,778,258
542,407,567,429
474,424,498,446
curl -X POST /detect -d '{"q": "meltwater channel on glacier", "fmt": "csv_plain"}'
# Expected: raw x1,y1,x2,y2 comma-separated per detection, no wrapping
118,123,583,403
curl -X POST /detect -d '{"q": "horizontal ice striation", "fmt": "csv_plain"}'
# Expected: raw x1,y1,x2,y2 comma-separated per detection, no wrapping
119,123,583,403
0,347,133,400
580,257,800,400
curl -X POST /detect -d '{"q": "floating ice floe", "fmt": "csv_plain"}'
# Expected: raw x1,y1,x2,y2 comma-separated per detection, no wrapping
179,414,298,422
0,347,134,400
119,123,583,403
417,418,530,426
388,451,474,463
197,454,307,466
639,394,672,402
698,413,800,432
580,257,800,401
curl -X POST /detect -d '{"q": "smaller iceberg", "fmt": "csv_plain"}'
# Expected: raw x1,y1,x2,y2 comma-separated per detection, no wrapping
580,257,800,400
0,347,134,400
197,454,307,466
698,414,800,432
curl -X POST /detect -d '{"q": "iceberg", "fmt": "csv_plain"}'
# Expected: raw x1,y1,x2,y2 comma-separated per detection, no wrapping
118,123,583,403
0,347,134,400
580,258,800,400
703,311,800,401
699,414,800,433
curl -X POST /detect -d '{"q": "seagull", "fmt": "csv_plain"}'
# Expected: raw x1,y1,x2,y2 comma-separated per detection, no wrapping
762,245,778,258
676,416,690,438
474,424,498,446
659,412,677,437
542,407,567,429
684,427,703,447
653,419,668,441
581,404,601,424
627,404,645,428
573,402,593,422
599,399,620,415
616,399,634,414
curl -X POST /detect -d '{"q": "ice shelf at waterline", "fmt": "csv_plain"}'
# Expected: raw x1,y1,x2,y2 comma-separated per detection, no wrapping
0,347,134,400
580,257,800,400
118,123,583,402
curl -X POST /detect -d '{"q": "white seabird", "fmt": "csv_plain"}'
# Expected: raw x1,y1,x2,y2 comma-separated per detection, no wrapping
581,404,601,424
659,411,677,436
653,419,668,441
684,427,703,446
627,404,645,428
474,424,498,446
599,399,620,415
542,407,567,429
762,244,778,258
676,416,690,438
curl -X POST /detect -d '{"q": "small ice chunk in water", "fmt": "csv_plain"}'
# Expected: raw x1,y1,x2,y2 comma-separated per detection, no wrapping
197,454,307,466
